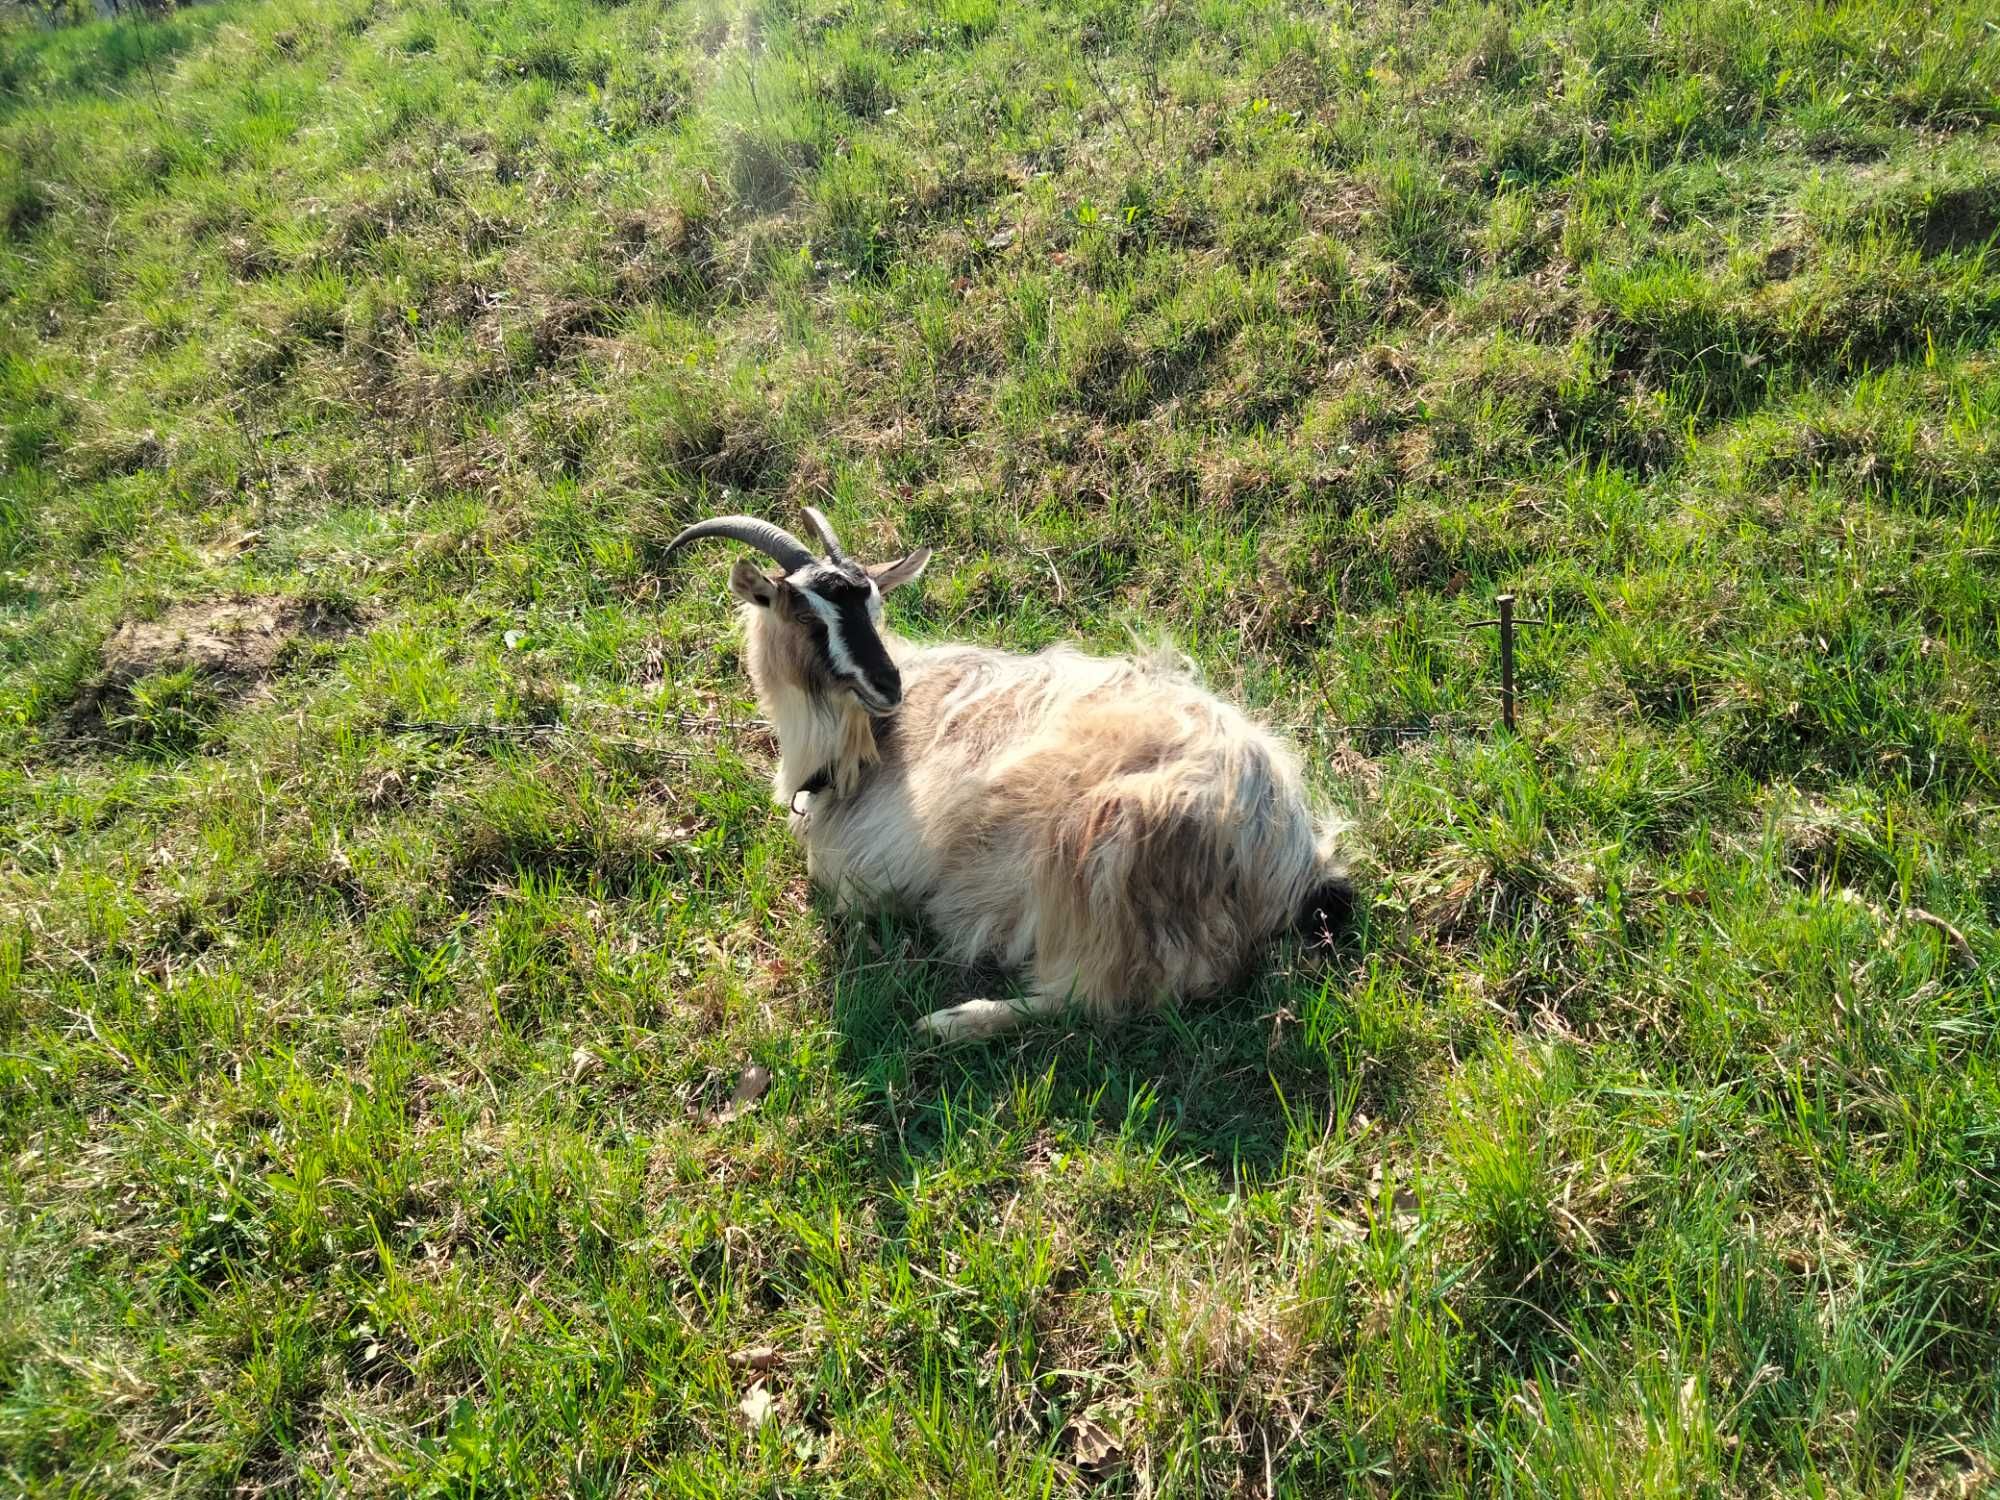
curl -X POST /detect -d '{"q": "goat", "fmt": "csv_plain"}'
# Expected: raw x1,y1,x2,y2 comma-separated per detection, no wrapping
664,508,1355,1041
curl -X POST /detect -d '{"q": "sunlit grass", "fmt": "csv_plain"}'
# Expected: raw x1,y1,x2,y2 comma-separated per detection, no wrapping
2,0,1997,1493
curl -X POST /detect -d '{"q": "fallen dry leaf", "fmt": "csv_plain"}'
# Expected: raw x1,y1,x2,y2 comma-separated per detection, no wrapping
729,1345,782,1372
714,1064,771,1124
1068,1414,1122,1472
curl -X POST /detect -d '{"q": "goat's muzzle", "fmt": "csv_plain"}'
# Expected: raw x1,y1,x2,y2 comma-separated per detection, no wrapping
851,666,903,713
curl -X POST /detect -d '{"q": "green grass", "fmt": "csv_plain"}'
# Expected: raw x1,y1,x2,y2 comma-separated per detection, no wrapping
2,0,1998,1492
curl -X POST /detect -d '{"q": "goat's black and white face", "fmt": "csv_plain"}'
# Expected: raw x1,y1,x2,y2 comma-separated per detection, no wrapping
728,551,928,712
664,506,929,714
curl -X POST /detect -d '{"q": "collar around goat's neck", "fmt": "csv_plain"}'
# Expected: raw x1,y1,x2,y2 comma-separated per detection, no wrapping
791,762,835,815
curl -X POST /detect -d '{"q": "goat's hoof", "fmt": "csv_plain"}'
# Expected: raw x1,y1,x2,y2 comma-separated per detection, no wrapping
914,999,1025,1044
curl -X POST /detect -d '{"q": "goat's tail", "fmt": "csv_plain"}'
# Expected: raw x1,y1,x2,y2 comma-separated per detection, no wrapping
1290,813,1357,949
1292,871,1357,949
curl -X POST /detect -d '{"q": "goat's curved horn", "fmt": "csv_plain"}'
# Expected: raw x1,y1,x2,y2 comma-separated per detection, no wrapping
661,515,816,575
801,506,845,559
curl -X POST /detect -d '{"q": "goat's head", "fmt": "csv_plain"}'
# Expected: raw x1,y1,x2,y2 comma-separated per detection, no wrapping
663,507,930,713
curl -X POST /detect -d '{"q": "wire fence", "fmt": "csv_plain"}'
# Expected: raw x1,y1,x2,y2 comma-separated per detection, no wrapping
385,698,1510,765
27,608,1538,779
382,704,768,760
379,599,1543,760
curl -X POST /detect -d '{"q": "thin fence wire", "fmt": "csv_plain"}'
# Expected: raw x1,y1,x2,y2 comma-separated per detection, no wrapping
30,607,1542,769
382,700,1505,761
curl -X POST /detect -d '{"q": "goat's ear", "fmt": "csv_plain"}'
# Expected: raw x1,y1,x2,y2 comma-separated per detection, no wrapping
728,558,782,606
869,547,931,593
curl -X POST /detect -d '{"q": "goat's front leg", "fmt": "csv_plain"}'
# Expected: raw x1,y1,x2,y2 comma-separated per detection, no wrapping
800,839,868,915
915,985,1075,1044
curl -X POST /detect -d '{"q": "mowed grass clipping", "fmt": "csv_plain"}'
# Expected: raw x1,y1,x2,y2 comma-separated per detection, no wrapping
2,0,1998,1493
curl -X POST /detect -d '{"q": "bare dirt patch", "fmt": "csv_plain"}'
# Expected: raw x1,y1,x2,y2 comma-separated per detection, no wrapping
62,596,363,750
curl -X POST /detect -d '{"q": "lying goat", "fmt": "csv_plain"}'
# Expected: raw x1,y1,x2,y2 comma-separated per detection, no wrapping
665,509,1355,1041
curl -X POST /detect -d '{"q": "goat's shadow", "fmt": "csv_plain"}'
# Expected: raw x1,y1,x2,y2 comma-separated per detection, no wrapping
818,900,1389,1186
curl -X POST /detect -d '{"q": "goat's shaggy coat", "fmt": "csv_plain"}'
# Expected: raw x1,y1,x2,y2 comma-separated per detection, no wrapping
664,510,1353,1041
746,615,1352,1041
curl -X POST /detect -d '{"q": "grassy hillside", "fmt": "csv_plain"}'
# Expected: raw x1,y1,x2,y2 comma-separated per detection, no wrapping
3,0,1998,1492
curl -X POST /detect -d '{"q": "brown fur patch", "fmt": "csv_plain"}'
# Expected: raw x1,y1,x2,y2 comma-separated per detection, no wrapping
835,706,879,795
1073,794,1121,875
